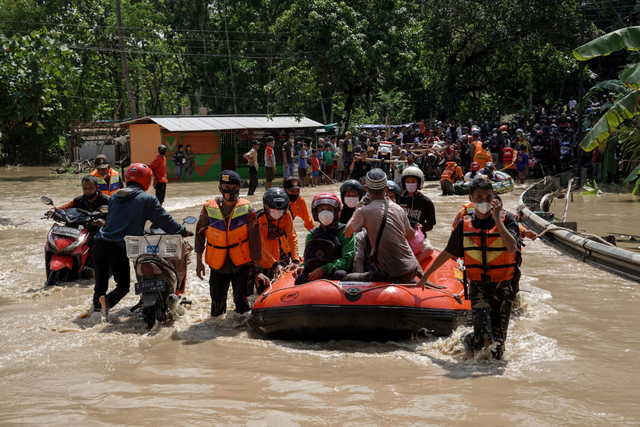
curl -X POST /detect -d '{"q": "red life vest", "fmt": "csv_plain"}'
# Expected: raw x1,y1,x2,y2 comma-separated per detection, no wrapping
503,147,514,167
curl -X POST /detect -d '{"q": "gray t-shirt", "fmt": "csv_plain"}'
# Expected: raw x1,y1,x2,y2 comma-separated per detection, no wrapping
348,198,420,278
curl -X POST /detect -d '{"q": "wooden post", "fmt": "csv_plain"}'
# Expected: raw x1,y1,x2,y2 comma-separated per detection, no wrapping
98,99,124,156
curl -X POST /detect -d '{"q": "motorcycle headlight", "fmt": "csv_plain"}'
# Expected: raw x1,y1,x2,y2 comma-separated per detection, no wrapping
61,232,88,254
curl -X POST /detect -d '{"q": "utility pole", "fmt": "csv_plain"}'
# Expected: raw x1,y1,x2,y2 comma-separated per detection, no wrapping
575,0,586,185
116,0,137,119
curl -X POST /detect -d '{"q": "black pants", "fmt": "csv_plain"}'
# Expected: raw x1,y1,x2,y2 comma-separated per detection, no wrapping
209,265,251,316
466,279,514,359
92,239,131,311
247,166,258,196
155,182,167,205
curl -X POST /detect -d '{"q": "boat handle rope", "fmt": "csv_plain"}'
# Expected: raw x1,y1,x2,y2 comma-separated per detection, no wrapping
258,278,464,305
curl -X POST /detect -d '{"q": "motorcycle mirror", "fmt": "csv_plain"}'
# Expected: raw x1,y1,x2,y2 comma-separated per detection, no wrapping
40,196,54,206
183,216,197,225
99,206,109,214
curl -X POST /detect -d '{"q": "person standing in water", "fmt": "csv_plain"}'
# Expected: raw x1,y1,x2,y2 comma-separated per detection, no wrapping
147,145,169,205
419,178,519,359
185,145,196,181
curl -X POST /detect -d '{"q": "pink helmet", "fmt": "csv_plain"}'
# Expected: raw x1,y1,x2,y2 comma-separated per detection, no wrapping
311,192,341,222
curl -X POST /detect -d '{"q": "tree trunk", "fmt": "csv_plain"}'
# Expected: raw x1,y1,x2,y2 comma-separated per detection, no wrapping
339,93,355,135
115,0,137,119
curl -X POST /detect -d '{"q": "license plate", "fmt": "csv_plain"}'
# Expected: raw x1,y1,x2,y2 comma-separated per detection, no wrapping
134,279,165,294
52,224,80,238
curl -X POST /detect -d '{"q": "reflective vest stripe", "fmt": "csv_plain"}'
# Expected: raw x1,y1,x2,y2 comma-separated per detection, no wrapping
204,199,252,269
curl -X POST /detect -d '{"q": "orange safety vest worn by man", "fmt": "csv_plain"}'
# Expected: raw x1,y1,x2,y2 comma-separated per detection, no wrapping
91,154,122,196
473,146,490,170
451,202,475,232
195,170,268,317
440,161,463,196
283,177,315,231
258,188,300,282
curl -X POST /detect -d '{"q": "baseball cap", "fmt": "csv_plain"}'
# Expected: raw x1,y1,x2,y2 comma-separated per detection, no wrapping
94,154,109,169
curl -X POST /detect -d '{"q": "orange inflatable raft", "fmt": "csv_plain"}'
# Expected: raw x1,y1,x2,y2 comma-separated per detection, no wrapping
249,251,472,341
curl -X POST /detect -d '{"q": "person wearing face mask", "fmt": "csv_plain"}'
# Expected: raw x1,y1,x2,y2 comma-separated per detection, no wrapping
256,188,299,285
283,177,314,231
338,179,364,224
147,144,169,205
47,175,110,246
91,154,123,196
398,167,436,262
292,192,355,285
344,170,421,283
195,170,269,316
419,179,519,360
283,133,295,179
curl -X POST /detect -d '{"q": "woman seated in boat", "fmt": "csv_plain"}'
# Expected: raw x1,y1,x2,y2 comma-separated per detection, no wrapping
292,192,355,285
256,188,300,288
479,162,503,181
464,162,482,182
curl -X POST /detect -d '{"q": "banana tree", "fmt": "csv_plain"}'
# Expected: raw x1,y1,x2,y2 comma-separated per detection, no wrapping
573,26,640,151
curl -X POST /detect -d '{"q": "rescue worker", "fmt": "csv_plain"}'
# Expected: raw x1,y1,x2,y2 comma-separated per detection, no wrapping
292,192,355,285
502,145,518,179
440,160,464,196
92,164,190,317
91,154,123,196
419,179,519,359
195,170,270,316
147,145,169,205
398,167,436,262
338,179,365,224
473,142,491,170
283,177,315,231
480,162,503,181
257,188,300,286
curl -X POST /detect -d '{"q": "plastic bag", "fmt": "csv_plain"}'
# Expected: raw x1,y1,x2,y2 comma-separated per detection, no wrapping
409,225,425,255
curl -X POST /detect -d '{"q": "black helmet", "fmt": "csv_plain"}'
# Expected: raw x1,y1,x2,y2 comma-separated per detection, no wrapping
485,162,495,173
387,180,401,200
263,187,289,211
339,179,364,203
358,132,368,142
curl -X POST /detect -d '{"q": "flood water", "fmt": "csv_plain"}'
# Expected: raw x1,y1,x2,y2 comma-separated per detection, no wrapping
0,167,639,426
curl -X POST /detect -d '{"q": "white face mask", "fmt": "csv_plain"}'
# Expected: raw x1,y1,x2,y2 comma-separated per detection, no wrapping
318,210,334,226
493,133,497,137
405,183,418,193
473,202,492,214
270,209,284,220
344,197,359,208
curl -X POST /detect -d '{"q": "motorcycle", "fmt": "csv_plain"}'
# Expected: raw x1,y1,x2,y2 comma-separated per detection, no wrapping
124,216,197,328
559,140,574,172
41,196,108,288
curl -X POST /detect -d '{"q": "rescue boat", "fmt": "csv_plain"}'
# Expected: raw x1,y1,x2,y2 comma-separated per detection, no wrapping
453,171,515,195
249,252,472,341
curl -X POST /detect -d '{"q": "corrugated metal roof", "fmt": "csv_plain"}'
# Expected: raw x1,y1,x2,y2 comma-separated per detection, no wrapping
120,115,324,132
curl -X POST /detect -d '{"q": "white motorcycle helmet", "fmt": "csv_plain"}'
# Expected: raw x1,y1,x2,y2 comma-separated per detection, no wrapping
401,166,424,190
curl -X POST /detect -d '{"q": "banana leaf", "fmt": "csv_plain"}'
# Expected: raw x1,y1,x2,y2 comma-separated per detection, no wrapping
580,91,640,151
573,27,640,62
582,80,630,105
620,63,640,90
624,164,640,183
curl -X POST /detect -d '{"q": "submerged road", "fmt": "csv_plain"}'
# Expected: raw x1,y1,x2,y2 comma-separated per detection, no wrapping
0,167,638,426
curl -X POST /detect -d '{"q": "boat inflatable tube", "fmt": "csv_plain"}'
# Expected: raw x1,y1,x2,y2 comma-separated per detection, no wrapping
453,171,515,195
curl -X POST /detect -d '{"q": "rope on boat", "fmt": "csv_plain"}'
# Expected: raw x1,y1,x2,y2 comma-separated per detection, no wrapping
539,225,616,247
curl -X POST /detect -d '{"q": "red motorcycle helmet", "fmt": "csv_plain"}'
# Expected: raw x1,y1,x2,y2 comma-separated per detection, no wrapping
311,192,341,223
470,162,480,171
499,125,508,132
125,163,152,191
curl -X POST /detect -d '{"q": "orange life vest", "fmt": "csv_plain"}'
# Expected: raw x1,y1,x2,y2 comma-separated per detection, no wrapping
91,169,120,196
503,147,516,169
451,202,475,232
440,162,459,183
204,199,252,269
473,149,489,169
462,211,516,282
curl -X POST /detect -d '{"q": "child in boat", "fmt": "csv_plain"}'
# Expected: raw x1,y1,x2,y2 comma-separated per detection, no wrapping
344,169,421,283
419,178,520,360
397,166,436,262
257,188,300,287
292,192,355,285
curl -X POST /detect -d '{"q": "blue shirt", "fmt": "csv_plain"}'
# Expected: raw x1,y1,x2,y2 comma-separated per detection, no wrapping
96,186,185,245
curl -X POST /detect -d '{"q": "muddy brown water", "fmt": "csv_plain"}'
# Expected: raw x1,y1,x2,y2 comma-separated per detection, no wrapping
0,167,639,426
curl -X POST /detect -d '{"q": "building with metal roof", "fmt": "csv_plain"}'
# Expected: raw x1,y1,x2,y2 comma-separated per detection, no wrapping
120,115,324,182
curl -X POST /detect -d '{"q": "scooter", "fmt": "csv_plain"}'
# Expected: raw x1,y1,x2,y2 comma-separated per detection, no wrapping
125,216,197,329
559,140,574,172
41,196,108,288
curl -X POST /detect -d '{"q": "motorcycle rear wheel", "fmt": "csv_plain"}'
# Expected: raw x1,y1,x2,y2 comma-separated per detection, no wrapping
143,305,156,329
